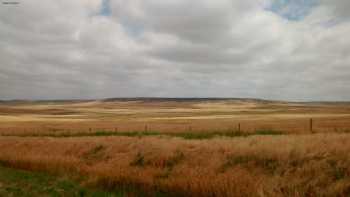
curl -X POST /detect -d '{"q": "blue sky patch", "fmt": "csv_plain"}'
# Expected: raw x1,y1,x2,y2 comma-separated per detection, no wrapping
267,0,319,21
99,0,111,16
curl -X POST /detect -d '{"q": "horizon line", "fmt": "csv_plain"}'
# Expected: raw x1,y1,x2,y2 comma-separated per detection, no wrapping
1,97,350,103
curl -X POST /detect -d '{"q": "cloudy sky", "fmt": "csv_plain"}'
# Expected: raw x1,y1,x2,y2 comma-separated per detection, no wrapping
0,0,350,101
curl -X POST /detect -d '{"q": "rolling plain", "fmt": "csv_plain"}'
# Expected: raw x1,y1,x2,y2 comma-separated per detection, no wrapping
0,98,350,196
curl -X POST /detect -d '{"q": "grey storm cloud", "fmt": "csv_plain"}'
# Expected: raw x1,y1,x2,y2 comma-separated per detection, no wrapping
0,0,350,101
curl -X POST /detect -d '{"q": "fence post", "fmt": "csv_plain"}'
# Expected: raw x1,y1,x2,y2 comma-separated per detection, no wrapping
238,123,241,133
310,118,313,133
145,125,148,132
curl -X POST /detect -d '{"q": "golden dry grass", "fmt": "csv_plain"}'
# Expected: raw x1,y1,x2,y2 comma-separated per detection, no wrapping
1,99,350,196
0,99,350,135
0,134,349,196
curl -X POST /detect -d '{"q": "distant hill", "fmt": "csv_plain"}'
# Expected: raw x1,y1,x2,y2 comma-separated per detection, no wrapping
100,97,273,103
0,97,349,104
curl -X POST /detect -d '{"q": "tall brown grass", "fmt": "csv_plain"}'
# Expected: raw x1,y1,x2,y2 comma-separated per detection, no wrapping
0,134,349,196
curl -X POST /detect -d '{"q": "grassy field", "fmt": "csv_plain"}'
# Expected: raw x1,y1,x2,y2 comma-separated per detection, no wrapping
0,99,350,135
0,165,122,196
0,99,350,196
0,134,350,196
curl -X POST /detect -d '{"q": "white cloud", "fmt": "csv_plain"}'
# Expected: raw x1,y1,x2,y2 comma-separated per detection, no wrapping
0,0,350,101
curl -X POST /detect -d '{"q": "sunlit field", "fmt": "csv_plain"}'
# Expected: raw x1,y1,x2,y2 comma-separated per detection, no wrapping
1,99,350,135
0,99,350,196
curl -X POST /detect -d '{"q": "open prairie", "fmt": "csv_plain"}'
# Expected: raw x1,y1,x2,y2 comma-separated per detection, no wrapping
3,0,350,195
0,99,350,135
1,99,350,196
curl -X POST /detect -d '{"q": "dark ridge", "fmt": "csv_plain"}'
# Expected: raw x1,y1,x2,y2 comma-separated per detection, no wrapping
303,101,350,105
0,99,94,105
0,97,270,104
0,97,349,104
100,97,275,103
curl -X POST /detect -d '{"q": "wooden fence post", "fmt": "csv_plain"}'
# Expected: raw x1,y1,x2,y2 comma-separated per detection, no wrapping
310,118,313,133
238,123,241,133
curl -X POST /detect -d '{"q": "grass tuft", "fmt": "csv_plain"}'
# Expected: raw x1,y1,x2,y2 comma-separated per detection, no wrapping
130,153,145,167
254,130,284,135
221,154,279,174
